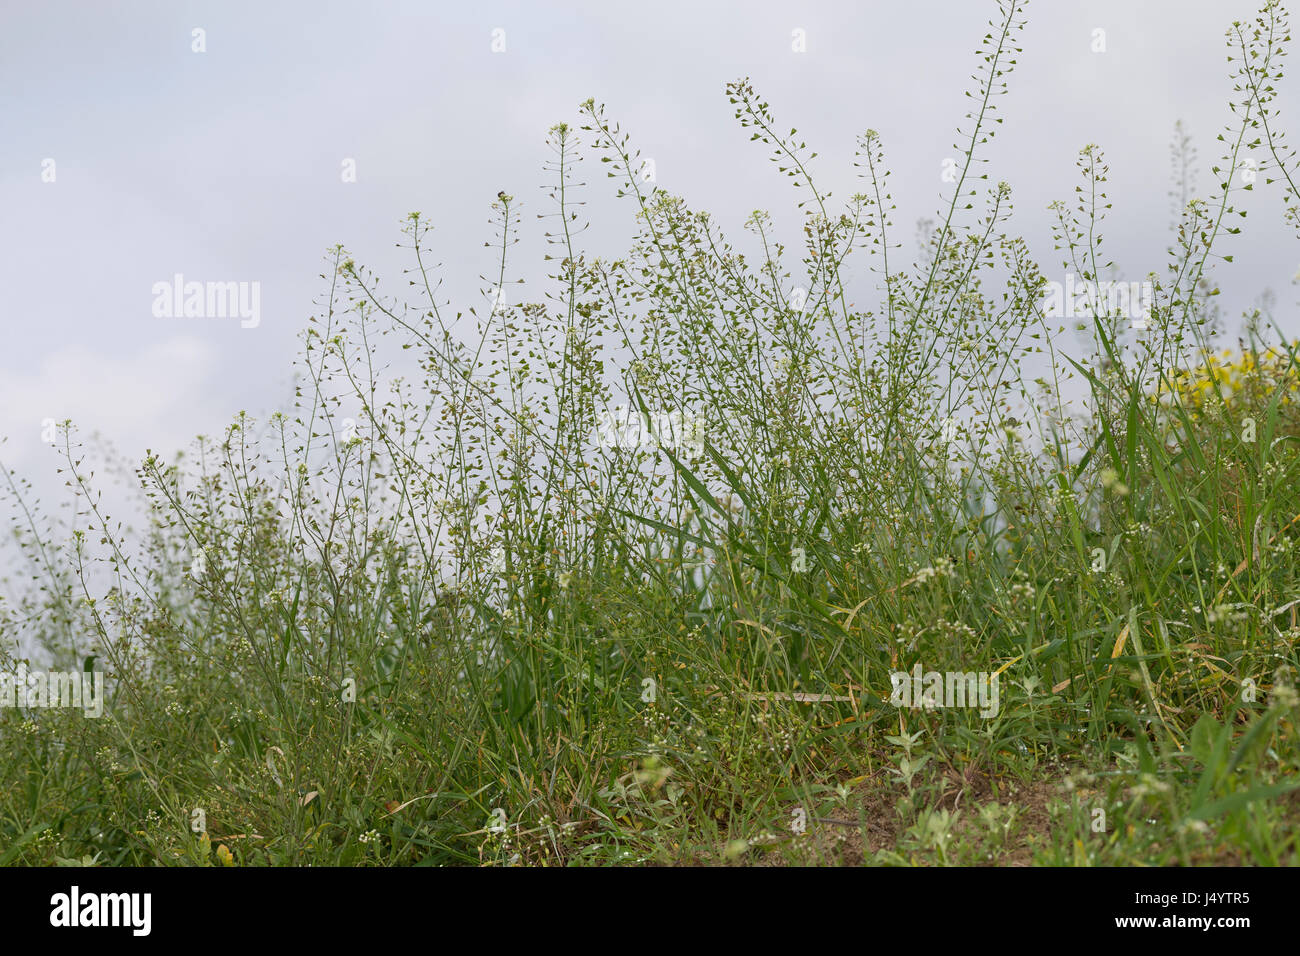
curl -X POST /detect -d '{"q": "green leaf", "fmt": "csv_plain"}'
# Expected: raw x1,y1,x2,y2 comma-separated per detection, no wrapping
1187,780,1300,822
0,822,51,865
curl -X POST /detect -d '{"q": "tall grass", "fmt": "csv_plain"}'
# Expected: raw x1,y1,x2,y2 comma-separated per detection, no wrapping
2,0,1299,866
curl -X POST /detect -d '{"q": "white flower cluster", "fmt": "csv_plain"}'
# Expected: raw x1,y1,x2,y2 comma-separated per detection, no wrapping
912,557,955,584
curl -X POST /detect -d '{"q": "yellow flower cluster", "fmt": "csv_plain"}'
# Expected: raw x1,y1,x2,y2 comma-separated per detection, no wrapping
1158,343,1300,413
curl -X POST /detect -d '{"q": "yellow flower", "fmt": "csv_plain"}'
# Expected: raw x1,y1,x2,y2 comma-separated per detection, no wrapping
1158,343,1300,416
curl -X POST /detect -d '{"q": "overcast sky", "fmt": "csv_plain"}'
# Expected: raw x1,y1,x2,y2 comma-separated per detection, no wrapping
3,0,1298,513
